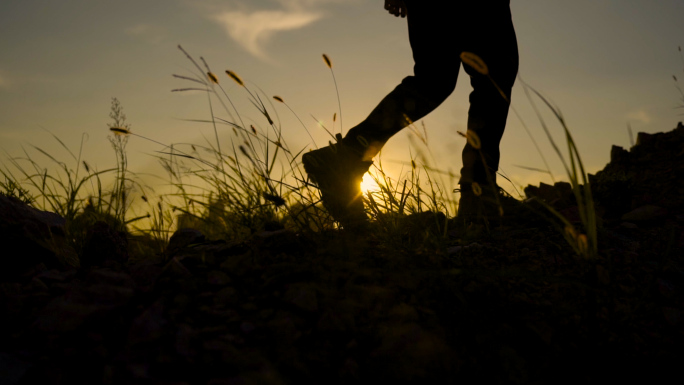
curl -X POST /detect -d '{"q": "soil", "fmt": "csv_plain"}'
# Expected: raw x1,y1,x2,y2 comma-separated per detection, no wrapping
1,124,683,384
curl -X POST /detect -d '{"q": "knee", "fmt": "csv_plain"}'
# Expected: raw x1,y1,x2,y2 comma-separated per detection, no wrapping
490,50,519,92
496,58,518,92
408,71,457,103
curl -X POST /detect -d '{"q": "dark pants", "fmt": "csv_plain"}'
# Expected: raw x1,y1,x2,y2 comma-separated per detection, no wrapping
343,0,519,185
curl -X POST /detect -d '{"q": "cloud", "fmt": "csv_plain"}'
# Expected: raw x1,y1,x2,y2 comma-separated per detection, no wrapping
125,24,166,44
212,10,321,60
626,109,651,124
274,0,347,8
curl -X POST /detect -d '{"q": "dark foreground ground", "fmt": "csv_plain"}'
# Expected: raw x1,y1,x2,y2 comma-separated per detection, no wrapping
1,124,683,384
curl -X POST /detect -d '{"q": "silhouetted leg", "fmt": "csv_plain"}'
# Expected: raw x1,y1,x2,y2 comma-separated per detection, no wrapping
343,1,460,161
459,4,519,186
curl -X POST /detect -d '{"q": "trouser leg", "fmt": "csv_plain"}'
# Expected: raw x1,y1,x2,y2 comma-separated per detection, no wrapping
343,1,459,161
459,4,519,186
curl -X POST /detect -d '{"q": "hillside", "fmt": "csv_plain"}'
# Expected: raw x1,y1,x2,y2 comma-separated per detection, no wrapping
1,123,682,384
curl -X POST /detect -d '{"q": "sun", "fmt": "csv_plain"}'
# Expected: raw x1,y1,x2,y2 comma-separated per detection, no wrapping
360,173,381,194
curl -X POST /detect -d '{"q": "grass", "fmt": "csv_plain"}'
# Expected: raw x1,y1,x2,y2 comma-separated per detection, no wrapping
0,47,601,265
518,81,598,259
4,48,684,385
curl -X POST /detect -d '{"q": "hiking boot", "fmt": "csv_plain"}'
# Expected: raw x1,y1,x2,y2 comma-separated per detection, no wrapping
455,182,522,222
302,134,373,229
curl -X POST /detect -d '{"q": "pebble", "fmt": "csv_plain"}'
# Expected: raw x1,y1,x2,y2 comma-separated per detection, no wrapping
621,205,667,222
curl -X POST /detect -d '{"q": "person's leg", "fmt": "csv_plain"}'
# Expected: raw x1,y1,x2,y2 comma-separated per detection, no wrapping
459,2,519,187
343,0,460,161
302,1,460,227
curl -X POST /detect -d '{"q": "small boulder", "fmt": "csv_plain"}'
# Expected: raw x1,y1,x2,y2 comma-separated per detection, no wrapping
0,195,78,279
621,205,668,222
80,221,129,268
166,228,205,257
524,181,574,209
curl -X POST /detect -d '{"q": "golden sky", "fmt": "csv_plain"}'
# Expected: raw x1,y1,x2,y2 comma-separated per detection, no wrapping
1,0,683,204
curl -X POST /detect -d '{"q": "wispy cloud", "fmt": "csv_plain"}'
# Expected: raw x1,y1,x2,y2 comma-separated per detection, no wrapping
626,109,651,124
274,0,347,7
125,24,166,45
212,10,321,60
195,0,357,61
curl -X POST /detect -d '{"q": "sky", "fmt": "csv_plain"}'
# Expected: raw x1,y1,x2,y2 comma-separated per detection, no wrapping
1,0,683,209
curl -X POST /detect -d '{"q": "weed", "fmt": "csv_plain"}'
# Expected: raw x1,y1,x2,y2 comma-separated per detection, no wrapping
519,80,598,259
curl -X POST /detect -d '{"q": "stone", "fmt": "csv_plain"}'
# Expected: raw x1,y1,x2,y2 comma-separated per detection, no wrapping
524,181,574,209
610,145,629,163
166,228,205,257
621,205,667,222
80,221,129,267
0,195,78,280
283,283,318,313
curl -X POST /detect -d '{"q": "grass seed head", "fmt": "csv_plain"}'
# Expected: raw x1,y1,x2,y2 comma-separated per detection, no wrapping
239,145,252,161
460,52,489,75
109,127,131,136
263,192,285,207
466,130,481,149
207,72,219,84
577,234,589,255
322,54,332,68
472,182,482,196
273,95,284,103
225,70,244,86
251,125,257,135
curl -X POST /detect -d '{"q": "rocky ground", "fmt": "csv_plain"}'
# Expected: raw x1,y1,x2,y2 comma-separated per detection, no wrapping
1,124,683,384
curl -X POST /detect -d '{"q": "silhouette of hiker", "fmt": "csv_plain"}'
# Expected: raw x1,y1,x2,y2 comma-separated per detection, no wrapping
303,0,519,228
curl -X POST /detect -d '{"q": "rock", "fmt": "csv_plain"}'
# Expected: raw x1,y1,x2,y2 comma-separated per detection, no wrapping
0,195,78,279
127,300,168,345
524,181,574,209
127,262,163,291
621,205,667,222
610,145,629,163
166,228,206,257
80,221,129,267
369,322,456,382
32,273,135,333
283,283,318,313
447,246,462,255
592,123,684,214
208,270,231,286
0,352,33,384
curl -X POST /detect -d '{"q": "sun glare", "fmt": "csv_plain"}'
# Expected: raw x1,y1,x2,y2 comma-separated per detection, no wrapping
360,173,380,194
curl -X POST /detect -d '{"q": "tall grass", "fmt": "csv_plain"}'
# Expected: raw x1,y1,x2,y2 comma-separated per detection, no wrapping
518,81,598,259
0,46,600,263
674,46,684,113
